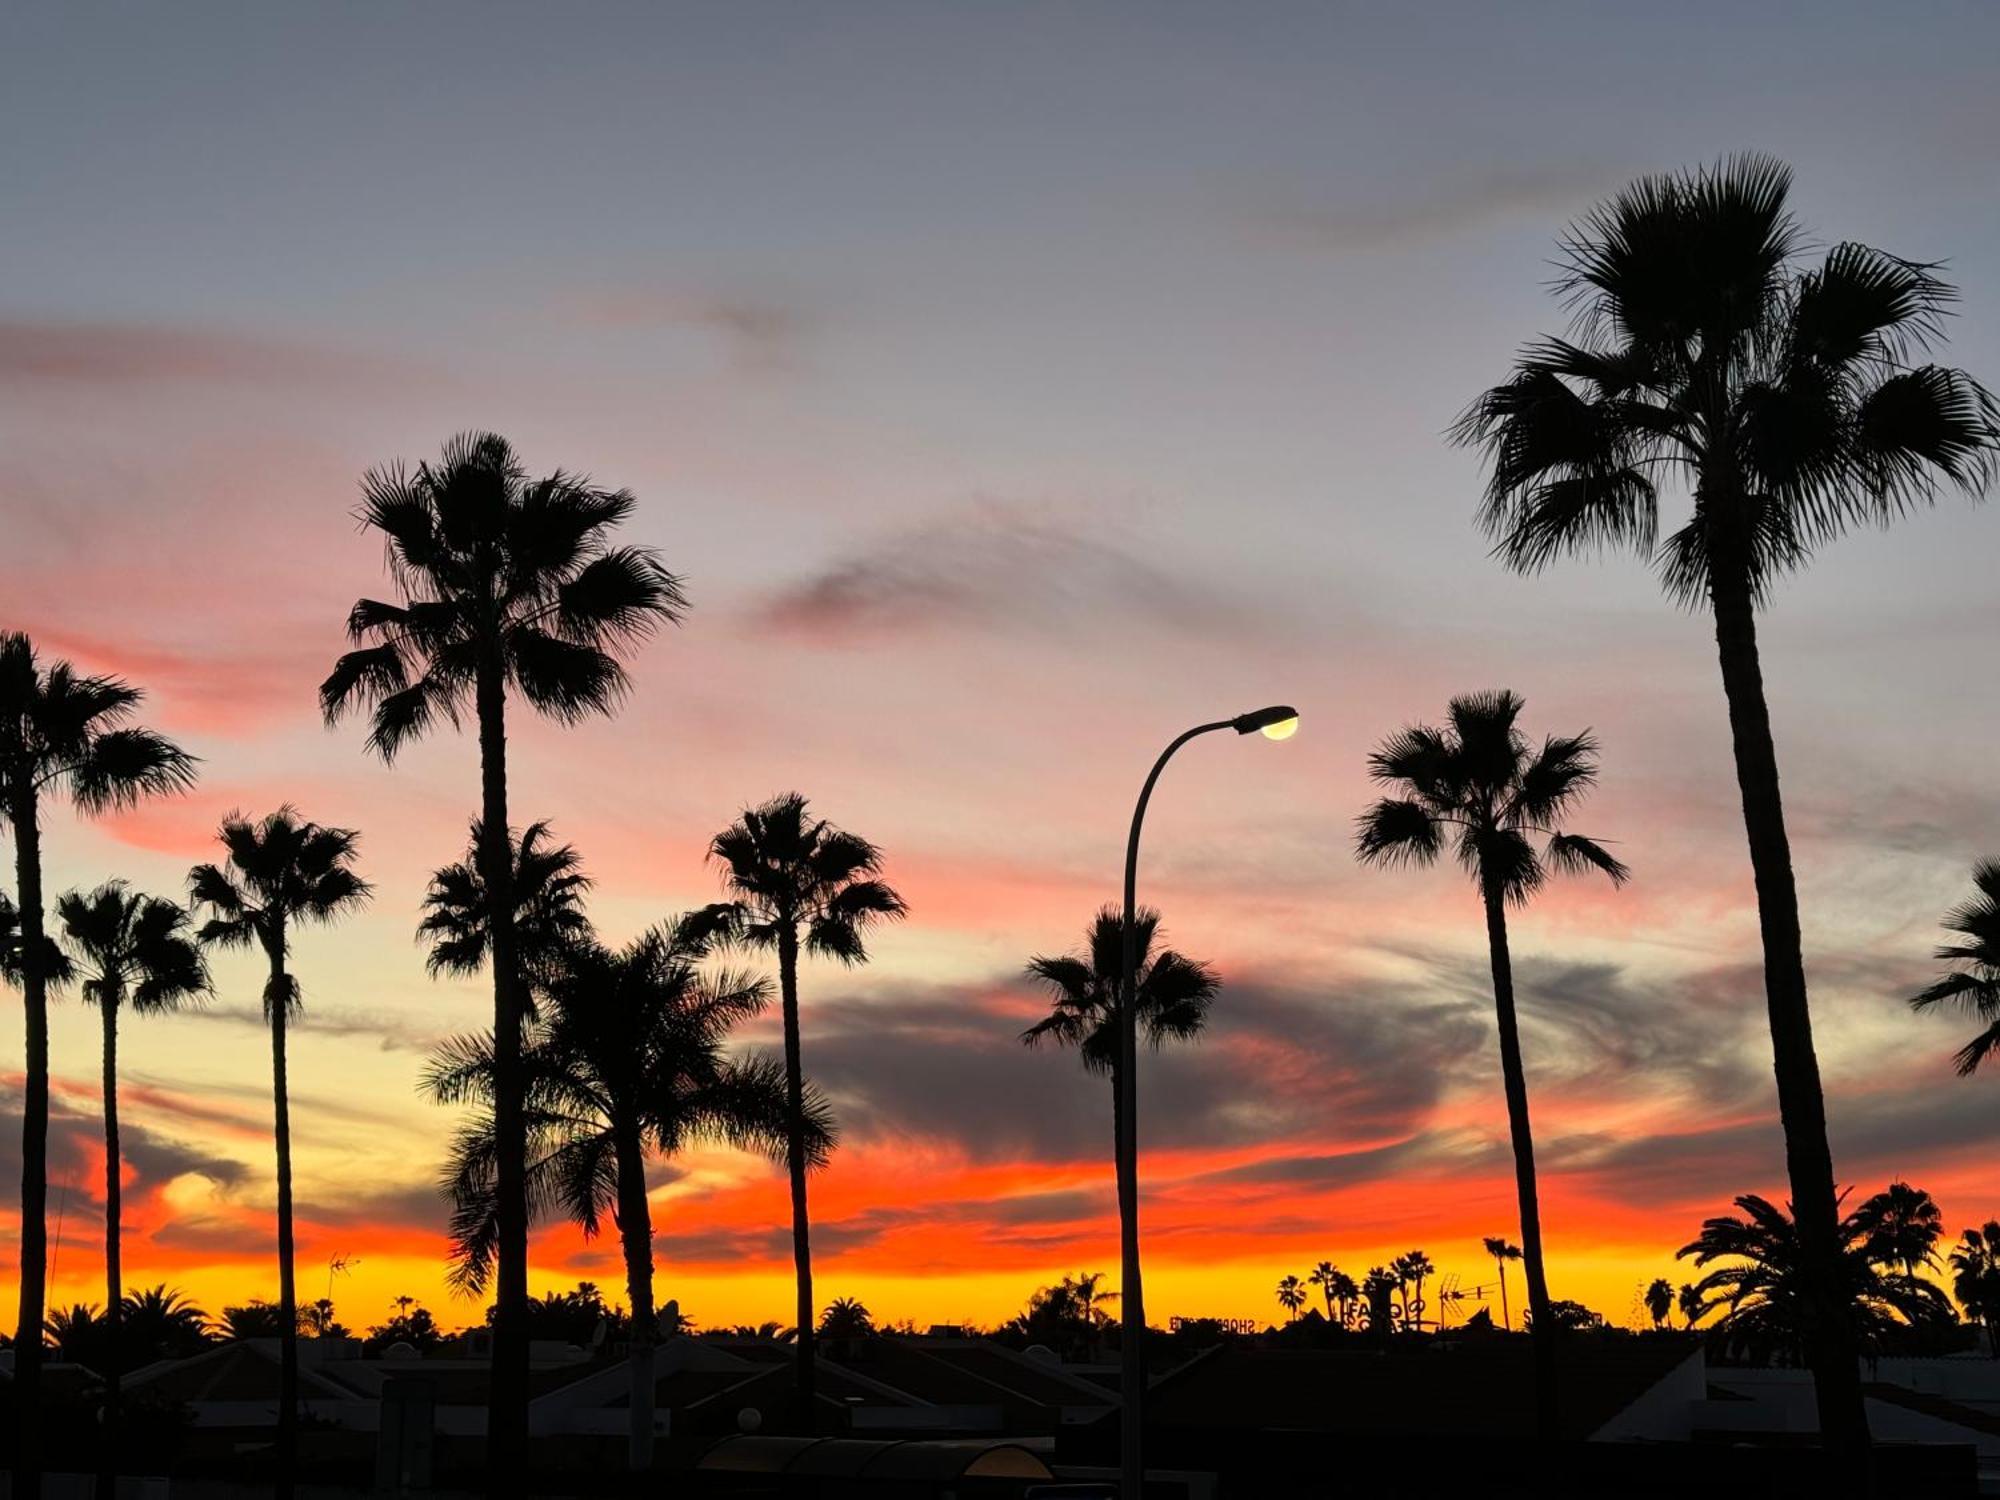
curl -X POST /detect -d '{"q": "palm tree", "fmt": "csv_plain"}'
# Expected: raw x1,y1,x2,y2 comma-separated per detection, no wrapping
1307,1261,1342,1324
418,819,592,1000
1483,1236,1523,1330
1457,156,1998,1453
425,918,820,1472
0,633,193,1491
818,1298,873,1339
1677,1282,1704,1330
321,431,684,1476
1393,1250,1436,1334
1357,690,1626,1433
54,882,208,1477
694,793,904,1419
1644,1278,1674,1330
117,1285,212,1362
1328,1268,1359,1329
1275,1275,1306,1323
188,808,369,1499
1947,1224,2000,1356
1852,1180,1943,1274
1361,1267,1398,1333
1908,860,2000,1075
1677,1186,1954,1364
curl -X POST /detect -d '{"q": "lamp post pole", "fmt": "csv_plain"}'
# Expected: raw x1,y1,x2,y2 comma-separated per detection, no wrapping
1116,705,1296,1498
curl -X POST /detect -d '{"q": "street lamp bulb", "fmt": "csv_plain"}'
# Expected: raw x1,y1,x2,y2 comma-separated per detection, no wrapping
1260,715,1299,741
1230,704,1299,737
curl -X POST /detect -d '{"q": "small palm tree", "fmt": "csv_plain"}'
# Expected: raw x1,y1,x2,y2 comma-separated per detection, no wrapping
1677,1186,1954,1363
1276,1275,1306,1323
1459,156,1998,1454
1908,861,2000,1075
189,808,369,1499
695,793,904,1418
1483,1237,1523,1331
1358,691,1626,1432
118,1285,211,1362
0,632,193,1481
322,431,685,1474
417,820,592,999
1948,1223,2000,1355
54,881,208,1472
1644,1278,1674,1330
426,918,821,1472
1677,1282,1704,1330
818,1298,873,1339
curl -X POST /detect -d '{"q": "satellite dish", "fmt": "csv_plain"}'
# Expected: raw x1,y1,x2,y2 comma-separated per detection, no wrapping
1024,1344,1059,1367
737,1406,762,1433
588,1317,609,1349
385,1341,418,1360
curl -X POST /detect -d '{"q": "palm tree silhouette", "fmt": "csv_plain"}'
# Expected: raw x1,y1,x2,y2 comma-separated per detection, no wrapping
1393,1250,1436,1334
693,793,904,1420
426,917,818,1472
1852,1180,1944,1274
1357,690,1626,1433
1458,155,1998,1453
1947,1223,2000,1355
1483,1237,1523,1330
1276,1275,1306,1323
54,881,209,1477
1677,1282,1703,1330
1644,1278,1673,1330
321,431,684,1478
1677,1187,1954,1362
418,820,593,1000
1908,860,2000,1075
0,632,193,1490
1307,1261,1343,1324
117,1285,211,1361
189,808,369,1499
818,1297,873,1338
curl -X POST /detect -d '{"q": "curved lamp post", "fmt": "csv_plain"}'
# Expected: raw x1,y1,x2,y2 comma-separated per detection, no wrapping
1117,704,1296,1496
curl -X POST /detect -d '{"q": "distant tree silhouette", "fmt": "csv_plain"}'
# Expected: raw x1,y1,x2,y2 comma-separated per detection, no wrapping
1392,1250,1435,1333
45,1303,113,1367
1358,690,1626,1433
1947,1224,2000,1355
1644,1278,1674,1330
1529,1300,1608,1333
218,1301,294,1340
1459,154,1999,1456
1275,1275,1306,1323
1483,1237,1523,1331
1006,1273,1119,1359
418,819,592,1001
1677,1282,1703,1330
693,794,903,1421
189,808,369,1499
1360,1267,1398,1335
364,1301,444,1356
1677,1186,1954,1363
428,917,815,1471
54,881,208,1479
117,1286,211,1362
1853,1181,1944,1274
322,431,684,1484
0,632,193,1492
1307,1261,1352,1326
303,1298,349,1340
1908,860,2000,1075
818,1297,874,1339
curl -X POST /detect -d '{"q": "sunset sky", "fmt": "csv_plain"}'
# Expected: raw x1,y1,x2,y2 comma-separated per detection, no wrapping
3,2,1998,1339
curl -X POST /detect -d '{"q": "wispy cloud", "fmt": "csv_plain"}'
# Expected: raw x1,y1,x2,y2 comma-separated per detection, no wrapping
563,288,808,374
751,500,1251,646
0,318,409,388
1249,160,1627,253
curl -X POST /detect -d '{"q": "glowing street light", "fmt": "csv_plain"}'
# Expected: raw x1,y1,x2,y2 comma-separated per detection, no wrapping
1115,705,1295,1497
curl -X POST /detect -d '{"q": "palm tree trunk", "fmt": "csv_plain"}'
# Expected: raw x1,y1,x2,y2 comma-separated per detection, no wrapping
1481,880,1558,1440
100,992,124,1494
269,945,299,1500
476,661,531,1492
776,923,816,1423
11,786,47,1500
1496,1258,1510,1332
614,1124,656,1474
1708,563,1870,1460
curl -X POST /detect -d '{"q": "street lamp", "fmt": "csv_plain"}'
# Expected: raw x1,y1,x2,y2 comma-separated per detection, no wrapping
1116,704,1296,1496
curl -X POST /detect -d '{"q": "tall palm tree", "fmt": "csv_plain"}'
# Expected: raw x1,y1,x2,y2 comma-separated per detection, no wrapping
321,431,684,1476
425,918,822,1472
1677,1282,1704,1330
188,808,369,1499
1947,1223,2000,1356
1357,690,1626,1434
54,882,208,1479
0,632,193,1492
1851,1180,1943,1274
1677,1186,1954,1363
1307,1261,1342,1324
1483,1236,1523,1331
418,819,593,1001
1644,1278,1674,1330
694,793,904,1420
1275,1275,1306,1323
1393,1250,1436,1334
1457,156,1998,1453
1908,860,2000,1075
